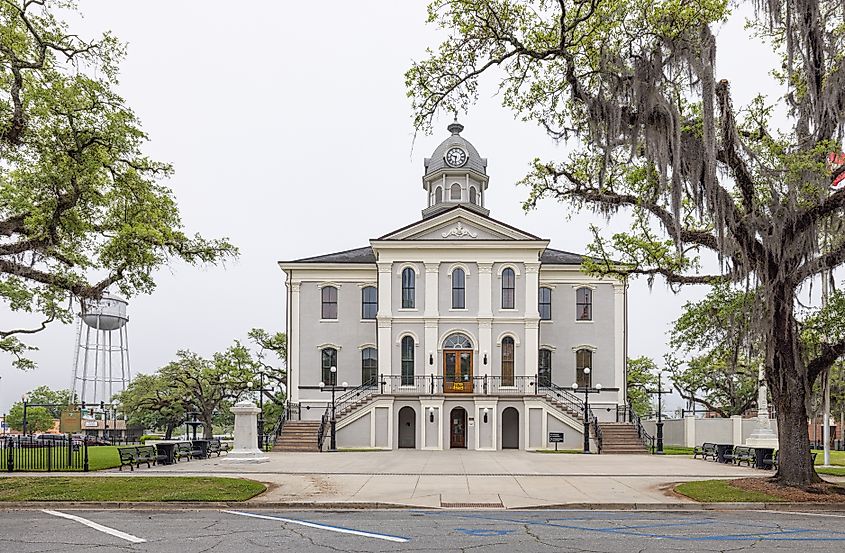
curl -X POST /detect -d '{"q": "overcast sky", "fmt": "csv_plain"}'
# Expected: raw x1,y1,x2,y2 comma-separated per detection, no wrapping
0,1,782,414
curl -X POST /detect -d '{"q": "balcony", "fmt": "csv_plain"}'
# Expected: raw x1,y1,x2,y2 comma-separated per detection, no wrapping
377,375,538,396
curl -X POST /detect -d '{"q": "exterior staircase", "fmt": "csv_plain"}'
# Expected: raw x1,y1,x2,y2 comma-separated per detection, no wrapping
272,420,321,452
598,422,649,454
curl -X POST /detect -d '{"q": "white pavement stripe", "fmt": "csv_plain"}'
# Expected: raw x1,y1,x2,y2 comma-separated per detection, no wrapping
41,510,146,544
752,510,845,518
222,510,410,543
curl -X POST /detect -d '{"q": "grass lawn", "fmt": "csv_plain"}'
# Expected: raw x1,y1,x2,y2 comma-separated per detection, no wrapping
0,477,266,502
812,449,845,465
661,446,695,455
675,480,783,502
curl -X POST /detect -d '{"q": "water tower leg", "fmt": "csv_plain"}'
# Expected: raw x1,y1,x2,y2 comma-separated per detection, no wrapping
107,330,113,401
70,317,83,397
80,324,92,403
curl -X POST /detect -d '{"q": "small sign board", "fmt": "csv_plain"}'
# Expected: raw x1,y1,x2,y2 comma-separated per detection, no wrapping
548,432,565,451
83,420,98,428
60,408,82,433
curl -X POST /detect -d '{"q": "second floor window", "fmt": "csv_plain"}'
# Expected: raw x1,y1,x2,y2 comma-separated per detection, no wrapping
502,336,515,386
401,268,415,308
502,268,515,309
361,286,377,319
576,349,592,387
401,336,415,386
576,287,592,320
321,347,337,386
539,287,552,320
452,268,466,309
321,286,338,319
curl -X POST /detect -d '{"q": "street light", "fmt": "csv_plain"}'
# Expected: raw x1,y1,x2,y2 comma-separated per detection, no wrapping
319,366,348,452
21,393,29,437
571,368,601,454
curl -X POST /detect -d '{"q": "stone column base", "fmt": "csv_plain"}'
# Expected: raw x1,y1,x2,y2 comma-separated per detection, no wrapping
222,448,269,464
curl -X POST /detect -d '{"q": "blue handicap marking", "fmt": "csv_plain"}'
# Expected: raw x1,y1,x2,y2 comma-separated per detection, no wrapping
455,528,514,537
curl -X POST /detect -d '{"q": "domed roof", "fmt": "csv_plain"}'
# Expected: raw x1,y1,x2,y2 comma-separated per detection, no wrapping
424,121,487,177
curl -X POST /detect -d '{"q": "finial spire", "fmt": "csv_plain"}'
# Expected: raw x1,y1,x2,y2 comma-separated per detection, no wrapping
447,115,464,135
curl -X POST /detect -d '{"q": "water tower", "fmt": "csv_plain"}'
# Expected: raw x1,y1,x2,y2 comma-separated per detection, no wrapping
70,292,131,405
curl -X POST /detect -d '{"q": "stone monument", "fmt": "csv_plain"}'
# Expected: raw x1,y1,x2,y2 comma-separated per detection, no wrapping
746,366,779,448
223,400,269,464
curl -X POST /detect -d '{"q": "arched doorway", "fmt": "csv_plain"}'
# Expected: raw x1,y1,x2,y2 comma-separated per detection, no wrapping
450,407,467,448
502,407,519,449
443,333,473,393
398,406,416,448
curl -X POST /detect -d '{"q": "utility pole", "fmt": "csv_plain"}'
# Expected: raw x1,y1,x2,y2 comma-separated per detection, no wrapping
822,268,832,467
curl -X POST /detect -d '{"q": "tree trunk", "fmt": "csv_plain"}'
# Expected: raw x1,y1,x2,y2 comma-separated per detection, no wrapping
768,285,821,487
201,412,214,439
164,422,174,440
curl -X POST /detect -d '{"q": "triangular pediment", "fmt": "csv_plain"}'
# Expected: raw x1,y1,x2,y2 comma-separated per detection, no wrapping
378,207,543,242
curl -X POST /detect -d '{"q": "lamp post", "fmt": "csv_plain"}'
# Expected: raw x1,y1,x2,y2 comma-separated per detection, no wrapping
21,394,29,437
644,372,672,454
318,366,348,452
570,368,603,454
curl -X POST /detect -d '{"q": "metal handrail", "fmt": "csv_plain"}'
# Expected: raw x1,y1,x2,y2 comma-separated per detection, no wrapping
335,381,378,417
590,410,603,453
625,400,655,452
316,406,330,451
537,382,585,416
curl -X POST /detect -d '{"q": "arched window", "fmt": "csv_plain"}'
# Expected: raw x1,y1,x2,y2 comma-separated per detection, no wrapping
451,268,466,309
539,287,552,320
450,183,461,200
361,286,377,319
502,268,515,309
538,348,552,387
361,347,377,385
469,186,477,204
501,336,515,386
401,336,415,386
401,268,415,309
435,186,443,203
576,287,592,321
576,349,592,387
321,347,337,386
321,286,338,319
443,333,472,349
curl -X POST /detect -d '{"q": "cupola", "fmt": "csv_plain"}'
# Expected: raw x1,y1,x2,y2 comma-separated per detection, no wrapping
422,120,489,219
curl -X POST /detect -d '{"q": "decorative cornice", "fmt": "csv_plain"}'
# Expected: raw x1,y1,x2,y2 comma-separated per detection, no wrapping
377,263,392,273
478,263,493,274
377,318,392,328
525,264,540,274
441,222,478,239
525,320,540,330
425,263,440,273
290,282,301,292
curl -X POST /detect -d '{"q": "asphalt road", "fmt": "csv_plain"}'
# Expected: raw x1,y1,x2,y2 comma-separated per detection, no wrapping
2,509,845,552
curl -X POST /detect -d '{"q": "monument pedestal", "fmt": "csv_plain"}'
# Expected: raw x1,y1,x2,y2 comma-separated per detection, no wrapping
223,400,269,464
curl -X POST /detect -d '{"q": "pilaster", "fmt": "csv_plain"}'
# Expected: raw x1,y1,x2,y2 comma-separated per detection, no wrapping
289,281,301,404
478,262,493,317
424,319,438,377
424,263,439,317
523,263,541,378
479,319,492,378
614,282,626,405
523,320,539,378
420,398,445,450
377,263,393,376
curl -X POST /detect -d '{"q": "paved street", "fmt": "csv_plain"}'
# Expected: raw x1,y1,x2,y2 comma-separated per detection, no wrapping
2,509,845,552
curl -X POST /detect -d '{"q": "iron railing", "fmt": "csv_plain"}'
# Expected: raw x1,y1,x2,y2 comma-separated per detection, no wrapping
335,381,379,417
621,400,655,452
536,381,585,418
1,436,89,472
316,406,330,451
590,411,603,453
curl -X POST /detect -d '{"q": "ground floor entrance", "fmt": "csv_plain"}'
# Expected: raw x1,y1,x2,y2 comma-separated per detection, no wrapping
450,407,467,448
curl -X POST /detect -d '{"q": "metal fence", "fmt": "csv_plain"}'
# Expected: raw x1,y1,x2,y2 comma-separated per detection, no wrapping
1,437,89,472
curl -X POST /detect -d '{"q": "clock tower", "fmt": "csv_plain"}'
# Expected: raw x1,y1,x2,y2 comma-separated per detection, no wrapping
422,120,490,219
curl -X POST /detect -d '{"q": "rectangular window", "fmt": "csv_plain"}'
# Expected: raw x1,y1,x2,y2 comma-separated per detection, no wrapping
539,287,552,320
401,268,415,309
502,268,515,309
538,348,552,387
502,337,515,386
576,287,592,321
321,286,338,320
361,286,377,319
452,268,466,309
576,349,592,388
361,348,378,385
401,336,414,386
321,348,337,386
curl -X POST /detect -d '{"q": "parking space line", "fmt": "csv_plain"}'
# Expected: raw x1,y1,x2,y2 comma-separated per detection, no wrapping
41,510,146,544
222,510,410,543
753,510,845,519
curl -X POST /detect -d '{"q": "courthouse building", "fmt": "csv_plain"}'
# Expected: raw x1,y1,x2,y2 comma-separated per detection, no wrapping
279,122,629,451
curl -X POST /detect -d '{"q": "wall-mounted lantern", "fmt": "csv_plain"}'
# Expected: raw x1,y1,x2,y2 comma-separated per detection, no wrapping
483,407,489,423
483,351,488,365
428,406,435,423
429,351,434,365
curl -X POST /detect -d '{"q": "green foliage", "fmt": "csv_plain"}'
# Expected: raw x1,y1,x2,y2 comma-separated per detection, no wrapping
248,328,287,407
0,0,237,369
626,356,658,416
0,476,266,501
114,373,185,438
23,385,72,417
667,286,760,417
5,403,53,433
674,480,783,503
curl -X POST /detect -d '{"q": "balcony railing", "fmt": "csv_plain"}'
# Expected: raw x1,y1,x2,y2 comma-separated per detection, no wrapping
373,374,547,397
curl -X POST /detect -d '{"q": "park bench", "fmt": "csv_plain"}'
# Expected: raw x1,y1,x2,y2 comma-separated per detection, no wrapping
174,441,204,461
117,446,138,471
693,442,717,461
768,450,818,470
724,445,755,467
207,439,228,457
134,445,168,468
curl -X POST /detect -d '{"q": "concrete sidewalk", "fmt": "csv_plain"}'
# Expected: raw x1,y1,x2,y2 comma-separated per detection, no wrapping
135,450,766,509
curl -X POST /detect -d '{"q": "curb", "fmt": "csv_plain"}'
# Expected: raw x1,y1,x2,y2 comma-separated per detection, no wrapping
2,501,845,511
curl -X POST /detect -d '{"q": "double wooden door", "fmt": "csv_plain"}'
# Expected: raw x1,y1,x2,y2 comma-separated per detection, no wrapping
444,350,473,393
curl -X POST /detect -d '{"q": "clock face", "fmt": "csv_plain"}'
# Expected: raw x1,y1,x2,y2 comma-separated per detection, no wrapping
445,147,467,167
